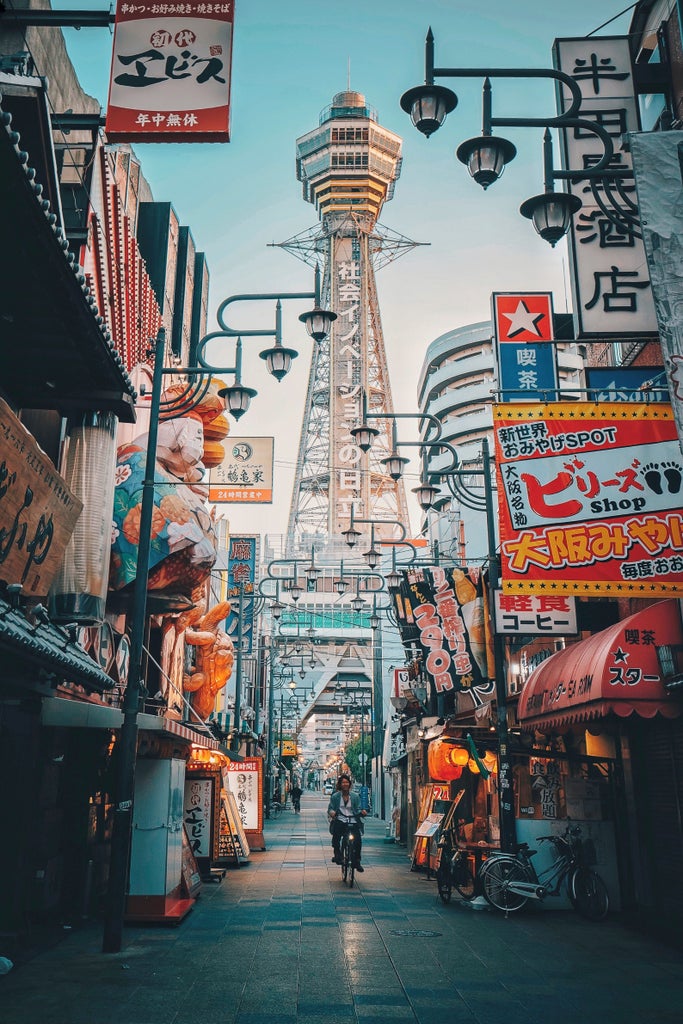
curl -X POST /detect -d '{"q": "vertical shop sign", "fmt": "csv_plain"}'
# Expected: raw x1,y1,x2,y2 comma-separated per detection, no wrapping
105,0,235,142
493,401,683,595
553,36,657,337
492,292,558,400
183,776,214,857
224,535,257,653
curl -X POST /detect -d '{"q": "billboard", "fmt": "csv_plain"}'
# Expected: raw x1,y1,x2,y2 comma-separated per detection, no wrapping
492,292,558,401
586,365,669,404
105,0,234,142
208,437,274,503
493,401,683,596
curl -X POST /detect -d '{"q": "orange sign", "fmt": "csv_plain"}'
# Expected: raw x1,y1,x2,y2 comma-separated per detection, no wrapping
0,398,82,595
493,401,683,597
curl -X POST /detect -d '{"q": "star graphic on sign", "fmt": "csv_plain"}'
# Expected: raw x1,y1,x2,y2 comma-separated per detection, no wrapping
612,646,629,664
502,300,546,339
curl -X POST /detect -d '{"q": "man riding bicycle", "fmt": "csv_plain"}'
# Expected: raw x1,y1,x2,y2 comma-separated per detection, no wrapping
327,774,368,871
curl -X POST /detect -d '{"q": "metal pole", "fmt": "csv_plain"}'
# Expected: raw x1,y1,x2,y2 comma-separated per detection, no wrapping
231,580,243,751
102,328,166,953
482,436,516,853
266,641,275,813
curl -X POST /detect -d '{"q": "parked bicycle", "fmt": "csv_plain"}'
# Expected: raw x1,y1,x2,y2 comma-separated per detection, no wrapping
480,823,609,921
436,825,475,902
339,822,361,887
269,799,284,818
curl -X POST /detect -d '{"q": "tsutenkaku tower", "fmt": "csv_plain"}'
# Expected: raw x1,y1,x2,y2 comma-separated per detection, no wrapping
283,91,418,542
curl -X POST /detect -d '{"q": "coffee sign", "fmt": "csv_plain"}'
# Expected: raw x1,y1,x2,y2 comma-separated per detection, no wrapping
0,398,82,595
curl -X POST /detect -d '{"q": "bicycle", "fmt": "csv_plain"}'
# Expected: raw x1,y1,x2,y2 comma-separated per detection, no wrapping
339,822,361,887
269,800,284,818
480,823,609,921
436,826,475,903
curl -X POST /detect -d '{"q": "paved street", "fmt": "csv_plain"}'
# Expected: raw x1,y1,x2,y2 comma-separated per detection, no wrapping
1,795,681,1024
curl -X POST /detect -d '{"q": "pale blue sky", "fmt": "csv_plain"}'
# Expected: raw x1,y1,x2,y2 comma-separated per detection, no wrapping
55,1,634,537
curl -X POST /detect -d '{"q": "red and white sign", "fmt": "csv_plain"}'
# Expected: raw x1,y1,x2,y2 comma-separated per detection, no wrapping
493,293,554,343
105,1,235,142
493,401,683,597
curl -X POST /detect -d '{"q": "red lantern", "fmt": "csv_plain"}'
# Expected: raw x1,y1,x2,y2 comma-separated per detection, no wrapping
428,738,464,781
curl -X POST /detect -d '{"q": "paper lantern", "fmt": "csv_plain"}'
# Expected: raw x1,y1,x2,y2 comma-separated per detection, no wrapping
428,738,464,781
468,757,481,774
201,440,226,467
483,750,498,773
450,746,470,766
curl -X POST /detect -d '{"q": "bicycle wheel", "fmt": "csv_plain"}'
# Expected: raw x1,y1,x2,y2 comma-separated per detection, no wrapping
436,861,452,903
482,857,530,912
570,867,609,921
453,860,475,901
341,839,349,883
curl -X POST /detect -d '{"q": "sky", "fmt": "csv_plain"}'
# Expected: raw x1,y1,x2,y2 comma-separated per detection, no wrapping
55,0,635,540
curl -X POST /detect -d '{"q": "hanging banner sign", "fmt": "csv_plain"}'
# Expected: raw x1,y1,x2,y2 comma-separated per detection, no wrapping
208,437,274,503
392,566,495,709
105,0,235,142
492,292,558,401
224,535,257,653
493,401,683,596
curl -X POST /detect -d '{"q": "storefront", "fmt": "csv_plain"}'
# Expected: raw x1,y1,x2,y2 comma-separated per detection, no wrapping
517,599,683,924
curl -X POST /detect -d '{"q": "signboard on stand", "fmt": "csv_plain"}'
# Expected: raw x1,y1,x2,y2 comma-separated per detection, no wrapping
223,756,264,850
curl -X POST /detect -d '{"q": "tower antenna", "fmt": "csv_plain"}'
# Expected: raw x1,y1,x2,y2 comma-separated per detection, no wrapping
347,57,351,91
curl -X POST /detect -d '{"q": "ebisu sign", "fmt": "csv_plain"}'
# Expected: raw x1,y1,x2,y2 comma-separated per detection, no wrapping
105,1,235,142
493,402,683,597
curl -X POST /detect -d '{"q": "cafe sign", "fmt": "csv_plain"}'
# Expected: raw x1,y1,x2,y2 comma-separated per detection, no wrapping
0,398,82,595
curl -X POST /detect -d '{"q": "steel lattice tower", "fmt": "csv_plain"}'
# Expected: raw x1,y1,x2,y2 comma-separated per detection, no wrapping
282,91,420,543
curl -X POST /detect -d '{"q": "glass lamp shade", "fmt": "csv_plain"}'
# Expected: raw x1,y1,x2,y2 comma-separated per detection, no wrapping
350,423,380,452
289,584,303,602
334,578,349,594
298,307,337,343
400,83,458,137
351,596,365,612
271,600,284,620
381,452,409,480
519,191,582,247
364,547,380,569
412,481,439,510
370,613,380,630
456,135,517,189
260,343,298,381
342,526,361,548
385,569,402,591
217,382,258,420
305,564,320,582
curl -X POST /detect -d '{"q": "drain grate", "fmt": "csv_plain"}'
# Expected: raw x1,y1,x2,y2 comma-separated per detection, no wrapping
389,928,442,938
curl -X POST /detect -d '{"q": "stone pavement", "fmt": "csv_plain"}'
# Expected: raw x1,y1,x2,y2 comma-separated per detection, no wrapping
1,794,682,1024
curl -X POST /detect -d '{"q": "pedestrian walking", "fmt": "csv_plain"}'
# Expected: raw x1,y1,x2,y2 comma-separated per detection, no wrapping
290,783,303,813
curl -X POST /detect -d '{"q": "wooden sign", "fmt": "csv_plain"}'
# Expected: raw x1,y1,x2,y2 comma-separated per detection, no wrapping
180,824,202,898
0,398,82,595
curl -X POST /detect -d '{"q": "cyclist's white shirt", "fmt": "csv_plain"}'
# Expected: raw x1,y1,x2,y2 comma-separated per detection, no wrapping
338,796,358,824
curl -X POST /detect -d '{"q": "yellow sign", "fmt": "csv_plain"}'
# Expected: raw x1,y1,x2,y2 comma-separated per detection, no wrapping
281,740,298,757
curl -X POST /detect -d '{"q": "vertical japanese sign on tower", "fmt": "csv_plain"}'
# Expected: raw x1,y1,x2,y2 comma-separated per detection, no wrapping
105,1,235,142
553,36,657,337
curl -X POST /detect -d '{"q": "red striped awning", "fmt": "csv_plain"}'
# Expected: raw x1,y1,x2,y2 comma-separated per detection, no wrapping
517,600,683,732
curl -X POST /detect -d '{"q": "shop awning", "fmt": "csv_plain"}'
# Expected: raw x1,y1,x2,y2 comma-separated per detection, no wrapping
517,600,683,732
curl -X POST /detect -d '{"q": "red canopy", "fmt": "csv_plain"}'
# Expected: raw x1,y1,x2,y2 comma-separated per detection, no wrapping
517,600,683,732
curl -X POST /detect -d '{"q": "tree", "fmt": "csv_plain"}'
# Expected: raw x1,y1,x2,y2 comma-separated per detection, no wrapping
343,735,372,784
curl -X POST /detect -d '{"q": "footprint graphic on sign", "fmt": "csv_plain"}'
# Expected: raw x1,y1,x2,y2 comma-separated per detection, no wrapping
643,463,664,494
642,461,683,495
662,461,682,494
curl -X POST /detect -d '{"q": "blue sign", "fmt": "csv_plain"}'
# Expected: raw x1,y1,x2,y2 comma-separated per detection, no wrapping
497,341,558,401
586,366,669,403
225,535,257,653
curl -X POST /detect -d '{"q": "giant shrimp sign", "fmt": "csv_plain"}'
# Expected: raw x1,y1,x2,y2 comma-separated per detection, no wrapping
493,402,683,596
105,1,234,142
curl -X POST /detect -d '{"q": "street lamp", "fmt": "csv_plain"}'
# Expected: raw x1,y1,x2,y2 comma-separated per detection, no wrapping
400,28,629,247
103,272,335,954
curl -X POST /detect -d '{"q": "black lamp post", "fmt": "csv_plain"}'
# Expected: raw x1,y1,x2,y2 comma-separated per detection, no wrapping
400,28,630,247
102,274,335,955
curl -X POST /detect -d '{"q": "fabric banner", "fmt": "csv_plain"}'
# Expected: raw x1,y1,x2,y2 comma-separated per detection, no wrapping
493,401,683,596
391,566,495,708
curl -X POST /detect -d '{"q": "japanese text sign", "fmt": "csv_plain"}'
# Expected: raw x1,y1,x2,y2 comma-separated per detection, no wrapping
0,398,83,596
392,565,495,711
494,592,577,635
105,1,234,142
492,292,558,401
225,535,257,653
553,36,656,336
183,776,214,858
208,436,274,504
493,402,683,596
224,758,261,832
